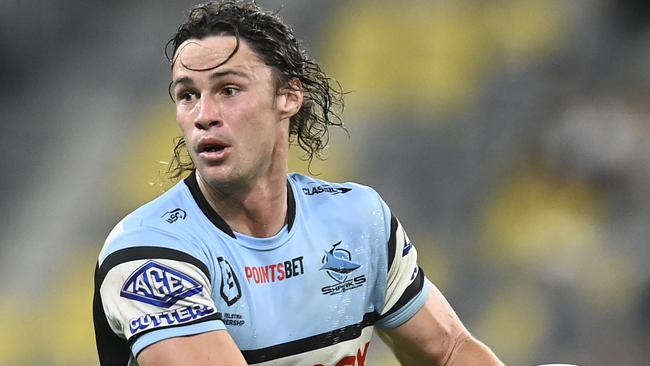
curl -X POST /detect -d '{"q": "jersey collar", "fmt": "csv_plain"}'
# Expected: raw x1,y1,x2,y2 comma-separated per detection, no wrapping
184,171,296,238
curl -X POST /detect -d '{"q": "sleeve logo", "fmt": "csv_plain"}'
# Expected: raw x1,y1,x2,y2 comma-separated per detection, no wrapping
129,303,216,336
120,260,203,308
402,240,413,256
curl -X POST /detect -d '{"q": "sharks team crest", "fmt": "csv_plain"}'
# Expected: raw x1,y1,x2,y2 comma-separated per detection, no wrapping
320,241,366,295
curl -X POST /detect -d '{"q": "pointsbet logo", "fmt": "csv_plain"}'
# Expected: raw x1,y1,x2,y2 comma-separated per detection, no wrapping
244,256,305,284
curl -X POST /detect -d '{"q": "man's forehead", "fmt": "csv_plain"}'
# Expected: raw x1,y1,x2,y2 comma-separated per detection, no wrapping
172,35,262,75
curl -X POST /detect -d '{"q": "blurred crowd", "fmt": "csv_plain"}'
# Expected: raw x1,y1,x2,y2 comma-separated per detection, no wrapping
0,0,648,365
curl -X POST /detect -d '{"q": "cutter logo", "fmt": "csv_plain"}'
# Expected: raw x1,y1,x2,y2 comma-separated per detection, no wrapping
129,304,215,335
120,260,203,308
320,241,366,295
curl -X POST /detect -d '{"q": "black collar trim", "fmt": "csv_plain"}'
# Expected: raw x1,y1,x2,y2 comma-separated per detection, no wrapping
184,171,296,238
184,172,236,238
286,178,296,232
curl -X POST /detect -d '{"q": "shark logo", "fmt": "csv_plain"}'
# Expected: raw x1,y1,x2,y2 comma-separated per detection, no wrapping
320,241,361,283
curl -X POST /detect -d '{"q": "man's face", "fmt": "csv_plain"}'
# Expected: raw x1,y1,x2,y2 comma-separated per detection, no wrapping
171,35,290,190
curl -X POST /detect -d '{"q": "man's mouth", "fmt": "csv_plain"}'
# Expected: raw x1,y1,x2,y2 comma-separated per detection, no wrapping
197,140,229,160
200,143,226,153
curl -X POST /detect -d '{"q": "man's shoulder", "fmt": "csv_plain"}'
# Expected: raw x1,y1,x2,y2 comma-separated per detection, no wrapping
289,173,389,224
288,172,379,201
98,180,198,264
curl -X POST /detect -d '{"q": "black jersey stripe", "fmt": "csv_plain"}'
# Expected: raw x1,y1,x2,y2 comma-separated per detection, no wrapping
96,246,210,287
241,311,380,364
184,171,298,239
93,262,131,366
380,266,426,320
387,214,399,273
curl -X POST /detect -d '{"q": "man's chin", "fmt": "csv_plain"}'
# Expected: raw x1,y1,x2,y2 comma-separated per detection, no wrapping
196,166,243,190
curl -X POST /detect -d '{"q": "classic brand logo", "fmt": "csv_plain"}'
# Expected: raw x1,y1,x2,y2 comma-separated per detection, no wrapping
320,241,366,295
302,185,352,196
120,260,203,308
161,208,187,223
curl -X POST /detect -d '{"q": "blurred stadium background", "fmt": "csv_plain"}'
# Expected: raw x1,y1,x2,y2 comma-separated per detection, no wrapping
1,0,649,365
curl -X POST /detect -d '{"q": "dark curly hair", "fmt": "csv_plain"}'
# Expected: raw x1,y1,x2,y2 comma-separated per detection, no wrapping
164,0,345,179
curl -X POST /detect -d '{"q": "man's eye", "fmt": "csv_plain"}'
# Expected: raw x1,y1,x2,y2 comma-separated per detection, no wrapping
177,91,197,102
222,86,239,96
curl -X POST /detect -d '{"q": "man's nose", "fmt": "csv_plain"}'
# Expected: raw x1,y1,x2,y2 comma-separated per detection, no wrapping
194,96,221,130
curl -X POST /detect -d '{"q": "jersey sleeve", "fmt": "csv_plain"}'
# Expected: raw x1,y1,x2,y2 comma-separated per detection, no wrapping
94,228,225,361
375,199,430,329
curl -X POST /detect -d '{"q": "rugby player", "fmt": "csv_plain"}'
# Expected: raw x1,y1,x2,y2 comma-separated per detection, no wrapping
93,1,504,365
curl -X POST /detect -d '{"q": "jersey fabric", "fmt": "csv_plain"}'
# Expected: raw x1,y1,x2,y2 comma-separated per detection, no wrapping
93,171,430,366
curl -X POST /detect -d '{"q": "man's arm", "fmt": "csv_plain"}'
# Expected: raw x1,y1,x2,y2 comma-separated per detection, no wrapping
138,330,248,366
377,283,504,366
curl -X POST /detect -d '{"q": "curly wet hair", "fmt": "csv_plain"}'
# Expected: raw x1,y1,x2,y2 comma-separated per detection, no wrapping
164,0,345,179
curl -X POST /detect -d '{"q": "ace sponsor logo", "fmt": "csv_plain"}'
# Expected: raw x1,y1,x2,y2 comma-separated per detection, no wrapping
120,260,203,307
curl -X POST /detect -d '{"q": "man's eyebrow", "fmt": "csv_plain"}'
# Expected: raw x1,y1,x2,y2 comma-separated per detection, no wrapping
170,76,193,90
209,69,250,81
171,69,251,90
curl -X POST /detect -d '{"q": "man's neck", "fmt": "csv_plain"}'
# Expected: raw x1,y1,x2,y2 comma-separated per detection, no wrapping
196,172,289,238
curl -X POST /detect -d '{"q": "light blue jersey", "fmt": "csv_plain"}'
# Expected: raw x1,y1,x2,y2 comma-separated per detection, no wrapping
94,172,429,366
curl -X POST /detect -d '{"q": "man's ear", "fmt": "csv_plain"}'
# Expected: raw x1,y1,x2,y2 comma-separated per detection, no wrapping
277,78,304,120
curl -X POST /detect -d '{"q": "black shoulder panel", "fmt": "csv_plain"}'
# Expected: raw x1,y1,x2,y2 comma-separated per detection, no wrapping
387,214,399,273
93,262,130,366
